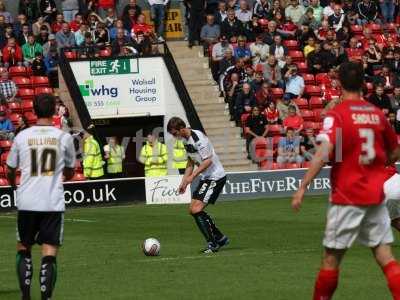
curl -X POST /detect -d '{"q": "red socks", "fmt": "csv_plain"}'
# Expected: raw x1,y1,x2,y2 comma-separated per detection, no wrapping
313,269,339,300
383,261,400,300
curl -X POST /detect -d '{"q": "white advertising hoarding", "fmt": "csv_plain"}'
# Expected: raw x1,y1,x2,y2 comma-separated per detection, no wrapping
145,175,191,205
70,57,166,119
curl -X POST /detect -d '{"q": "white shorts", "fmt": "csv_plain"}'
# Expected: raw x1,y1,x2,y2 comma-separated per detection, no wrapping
323,202,393,249
384,173,400,220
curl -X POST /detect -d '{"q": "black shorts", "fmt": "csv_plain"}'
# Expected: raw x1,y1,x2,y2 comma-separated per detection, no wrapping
17,211,64,247
192,176,226,204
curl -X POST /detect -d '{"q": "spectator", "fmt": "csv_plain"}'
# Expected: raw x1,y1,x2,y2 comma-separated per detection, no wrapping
254,82,273,109
104,136,125,178
303,36,316,58
253,0,269,19
211,35,234,79
93,22,110,46
61,0,79,23
55,23,76,51
0,1,13,24
356,0,379,25
388,111,400,134
51,13,65,33
188,0,206,48
2,37,23,68
43,45,59,87
235,82,255,122
277,127,303,167
235,0,252,24
132,31,152,55
319,41,336,70
221,8,243,43
328,4,345,32
297,24,317,49
97,0,115,19
122,8,138,32
122,0,142,19
19,0,39,23
380,0,395,23
36,25,50,45
22,34,43,66
250,34,269,65
79,32,96,58
14,115,29,136
87,13,100,32
221,58,246,94
250,71,264,93
331,40,348,67
131,14,153,40
284,64,304,99
285,0,305,25
0,72,18,103
283,105,303,134
31,52,46,76
245,106,268,158
264,100,279,124
110,19,128,40
298,7,319,31
322,1,337,18
262,20,279,46
307,42,323,74
75,23,88,46
83,127,105,180
373,65,396,90
200,15,220,54
32,17,51,36
218,48,236,83
42,33,58,57
309,0,323,23
263,55,284,88
234,35,251,62
277,93,300,121
16,23,30,46
69,13,83,32
269,35,288,67
40,0,57,23
0,110,14,140
148,0,168,42
139,132,168,177
111,28,131,56
390,85,400,113
300,128,317,161
368,83,392,114
214,1,228,25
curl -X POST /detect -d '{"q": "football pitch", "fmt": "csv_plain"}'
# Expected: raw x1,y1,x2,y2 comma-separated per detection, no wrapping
0,196,398,300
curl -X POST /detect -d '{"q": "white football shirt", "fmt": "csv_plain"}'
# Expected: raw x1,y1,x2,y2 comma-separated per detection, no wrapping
183,129,225,180
7,126,76,212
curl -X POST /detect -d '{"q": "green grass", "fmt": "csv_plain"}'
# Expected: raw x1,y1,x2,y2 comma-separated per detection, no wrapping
0,196,399,299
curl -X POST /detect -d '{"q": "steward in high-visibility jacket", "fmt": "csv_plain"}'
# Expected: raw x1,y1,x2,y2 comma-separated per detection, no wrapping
83,135,104,179
104,137,125,177
139,136,168,177
172,139,188,174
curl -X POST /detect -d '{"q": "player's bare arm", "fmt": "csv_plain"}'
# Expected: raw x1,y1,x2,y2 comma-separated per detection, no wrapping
188,157,212,183
6,165,17,189
179,157,194,194
292,141,333,212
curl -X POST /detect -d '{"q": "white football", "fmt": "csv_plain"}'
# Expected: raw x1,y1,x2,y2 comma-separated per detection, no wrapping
143,238,161,256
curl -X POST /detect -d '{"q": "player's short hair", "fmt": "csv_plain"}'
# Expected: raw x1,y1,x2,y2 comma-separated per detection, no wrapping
167,117,186,133
34,93,56,118
338,62,364,92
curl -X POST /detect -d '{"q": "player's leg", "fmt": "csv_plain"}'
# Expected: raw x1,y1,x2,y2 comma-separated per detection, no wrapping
37,212,64,300
372,244,400,299
16,211,38,300
384,174,400,232
313,248,346,300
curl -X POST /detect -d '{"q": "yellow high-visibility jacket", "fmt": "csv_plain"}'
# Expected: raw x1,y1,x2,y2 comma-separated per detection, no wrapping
105,144,124,174
172,139,187,170
83,136,104,178
140,141,168,177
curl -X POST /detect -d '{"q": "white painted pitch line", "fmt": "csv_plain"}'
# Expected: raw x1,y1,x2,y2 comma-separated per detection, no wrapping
0,215,95,223
135,248,319,263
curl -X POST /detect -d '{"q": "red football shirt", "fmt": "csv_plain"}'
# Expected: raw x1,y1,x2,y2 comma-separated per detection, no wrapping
283,115,303,130
318,99,398,206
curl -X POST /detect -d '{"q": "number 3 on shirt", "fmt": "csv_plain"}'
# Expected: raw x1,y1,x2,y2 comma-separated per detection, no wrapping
30,148,57,176
359,128,376,165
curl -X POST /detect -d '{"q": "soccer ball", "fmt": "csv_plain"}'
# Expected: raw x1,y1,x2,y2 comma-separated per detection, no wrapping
142,238,161,256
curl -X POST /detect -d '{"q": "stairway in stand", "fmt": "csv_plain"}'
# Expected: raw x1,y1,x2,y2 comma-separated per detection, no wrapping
167,41,256,172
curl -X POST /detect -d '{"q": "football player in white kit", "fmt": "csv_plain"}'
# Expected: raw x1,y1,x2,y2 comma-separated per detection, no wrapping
7,94,76,300
384,166,400,232
167,117,229,253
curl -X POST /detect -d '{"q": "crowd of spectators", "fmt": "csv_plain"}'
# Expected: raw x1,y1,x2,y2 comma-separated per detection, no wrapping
192,0,400,168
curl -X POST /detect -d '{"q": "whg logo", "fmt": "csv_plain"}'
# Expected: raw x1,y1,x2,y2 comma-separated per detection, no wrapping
79,80,118,98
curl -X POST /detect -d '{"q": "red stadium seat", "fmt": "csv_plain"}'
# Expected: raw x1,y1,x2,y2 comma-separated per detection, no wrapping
64,51,77,59
13,76,31,89
24,112,38,125
286,163,301,169
346,48,364,60
305,85,322,97
296,62,308,74
0,151,9,165
21,100,34,113
294,98,309,109
31,76,49,87
350,25,363,35
303,121,315,129
35,87,53,95
313,109,324,122
301,110,315,121
70,172,86,182
268,124,283,136
9,113,21,126
367,23,382,34
309,97,324,109
302,161,311,168
260,159,277,170
99,49,112,57
270,88,284,100
0,140,12,151
315,73,329,85
7,102,21,114
17,88,35,101
0,177,8,186
26,66,33,76
302,73,315,85
9,66,27,77
289,50,304,62
283,39,299,50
